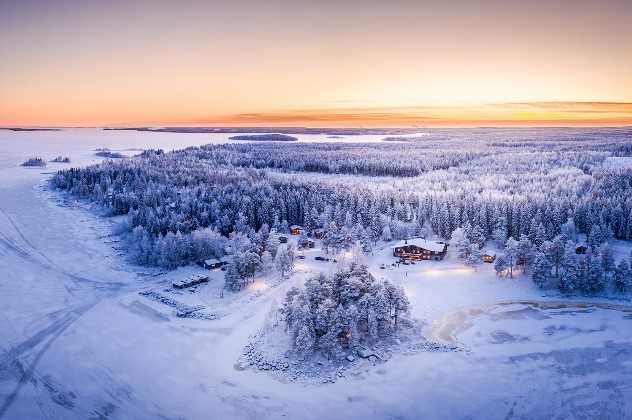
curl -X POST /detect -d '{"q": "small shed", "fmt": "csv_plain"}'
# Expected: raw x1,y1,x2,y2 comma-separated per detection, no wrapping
290,225,303,235
173,274,209,289
298,238,315,249
199,258,228,270
576,243,588,254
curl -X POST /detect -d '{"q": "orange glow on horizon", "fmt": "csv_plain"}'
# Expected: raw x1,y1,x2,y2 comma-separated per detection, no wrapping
2,1,631,128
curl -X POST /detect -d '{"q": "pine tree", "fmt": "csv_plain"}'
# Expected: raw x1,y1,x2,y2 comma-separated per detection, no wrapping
531,252,553,288
451,227,471,260
466,244,482,269
468,225,486,248
260,250,273,273
504,237,519,278
517,236,534,272
588,225,603,249
586,252,605,294
275,244,295,280
560,217,577,241
494,255,508,277
381,224,393,242
613,260,631,293
533,223,547,247
224,255,243,291
599,243,615,280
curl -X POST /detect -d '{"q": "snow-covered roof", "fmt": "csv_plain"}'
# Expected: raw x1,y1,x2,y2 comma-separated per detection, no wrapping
390,238,446,252
290,225,303,229
205,258,220,265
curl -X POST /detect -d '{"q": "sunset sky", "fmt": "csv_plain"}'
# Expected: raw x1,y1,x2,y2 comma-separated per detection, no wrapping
1,0,631,127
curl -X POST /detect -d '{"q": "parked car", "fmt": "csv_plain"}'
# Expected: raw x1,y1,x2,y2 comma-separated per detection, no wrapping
379,264,386,269
296,254,305,260
315,256,327,261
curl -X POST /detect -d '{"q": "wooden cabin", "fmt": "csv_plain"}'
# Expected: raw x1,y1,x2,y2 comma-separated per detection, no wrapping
290,225,303,235
392,239,448,261
199,258,228,270
483,253,496,263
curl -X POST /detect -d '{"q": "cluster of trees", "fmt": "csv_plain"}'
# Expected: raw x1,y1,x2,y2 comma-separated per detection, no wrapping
21,157,46,167
473,220,632,295
50,134,632,274
196,142,481,177
222,225,296,291
445,215,632,295
529,236,632,295
95,150,127,158
280,264,410,358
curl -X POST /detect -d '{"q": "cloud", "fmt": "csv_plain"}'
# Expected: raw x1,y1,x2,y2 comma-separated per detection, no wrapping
188,102,632,127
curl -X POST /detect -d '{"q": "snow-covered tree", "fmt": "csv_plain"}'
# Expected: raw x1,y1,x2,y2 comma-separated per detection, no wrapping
451,227,471,260
504,237,519,278
275,244,295,280
494,255,508,277
613,260,631,293
381,224,393,242
531,252,553,288
260,250,274,273
465,244,482,269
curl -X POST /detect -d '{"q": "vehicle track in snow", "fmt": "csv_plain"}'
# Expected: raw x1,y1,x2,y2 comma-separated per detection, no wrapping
0,205,132,418
0,207,126,291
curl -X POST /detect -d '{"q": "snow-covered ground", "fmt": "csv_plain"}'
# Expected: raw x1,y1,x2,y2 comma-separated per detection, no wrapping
2,129,632,419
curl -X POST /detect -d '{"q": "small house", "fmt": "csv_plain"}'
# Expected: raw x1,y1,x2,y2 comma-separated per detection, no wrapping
483,253,496,263
392,238,448,261
278,235,288,244
290,225,303,235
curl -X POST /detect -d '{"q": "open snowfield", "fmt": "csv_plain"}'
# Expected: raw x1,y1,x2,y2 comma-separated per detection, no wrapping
2,128,632,419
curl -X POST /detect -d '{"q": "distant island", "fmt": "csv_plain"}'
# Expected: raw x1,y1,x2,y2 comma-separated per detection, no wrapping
103,127,425,136
1,127,61,132
228,133,298,142
382,136,420,142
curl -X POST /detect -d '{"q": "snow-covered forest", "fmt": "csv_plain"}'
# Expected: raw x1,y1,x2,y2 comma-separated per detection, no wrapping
48,129,632,298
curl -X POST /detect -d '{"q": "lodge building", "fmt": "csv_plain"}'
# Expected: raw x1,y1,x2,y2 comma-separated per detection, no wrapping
392,239,448,261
